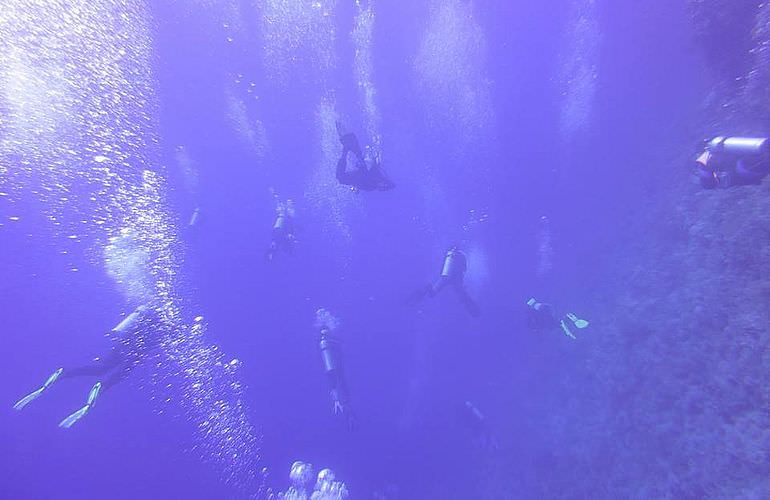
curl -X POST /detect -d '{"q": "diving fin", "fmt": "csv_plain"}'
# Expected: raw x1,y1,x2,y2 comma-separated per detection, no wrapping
566,313,589,329
58,382,101,429
13,388,45,411
13,368,63,411
559,320,577,340
59,405,90,429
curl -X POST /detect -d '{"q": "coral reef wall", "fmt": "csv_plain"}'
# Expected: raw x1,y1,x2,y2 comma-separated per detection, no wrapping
532,3,770,498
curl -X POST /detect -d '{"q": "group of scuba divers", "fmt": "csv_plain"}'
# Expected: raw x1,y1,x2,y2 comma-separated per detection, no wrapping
13,132,768,434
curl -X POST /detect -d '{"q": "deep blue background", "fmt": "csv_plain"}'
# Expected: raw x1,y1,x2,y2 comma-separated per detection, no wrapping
1,1,714,498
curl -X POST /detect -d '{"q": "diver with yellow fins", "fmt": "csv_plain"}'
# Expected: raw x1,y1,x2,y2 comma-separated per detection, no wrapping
526,298,589,340
335,121,395,192
12,305,160,428
408,247,481,317
694,136,770,189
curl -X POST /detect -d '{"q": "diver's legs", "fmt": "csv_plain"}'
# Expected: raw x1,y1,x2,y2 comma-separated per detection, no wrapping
429,276,449,297
58,382,102,429
100,361,135,391
339,134,363,161
327,371,355,430
12,368,64,411
336,151,352,185
407,277,450,307
63,348,122,378
58,356,134,428
735,158,770,184
453,284,481,317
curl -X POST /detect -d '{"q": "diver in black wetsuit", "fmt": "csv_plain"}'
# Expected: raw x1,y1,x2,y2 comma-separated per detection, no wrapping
316,309,356,431
335,121,395,192
525,298,589,340
12,305,161,428
694,136,770,189
266,198,296,261
408,247,480,317
460,400,498,451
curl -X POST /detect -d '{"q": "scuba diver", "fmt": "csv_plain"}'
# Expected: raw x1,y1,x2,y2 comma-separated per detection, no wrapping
407,247,481,317
315,308,356,431
266,195,296,261
12,305,160,428
526,298,589,340
694,136,770,189
188,207,201,227
335,121,395,192
460,400,498,451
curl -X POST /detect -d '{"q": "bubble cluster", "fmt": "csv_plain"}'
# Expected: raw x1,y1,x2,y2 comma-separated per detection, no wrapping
741,3,770,118
314,307,340,332
0,0,155,239
536,215,553,277
0,0,262,491
226,88,269,160
461,208,489,232
174,145,200,198
260,0,338,84
156,317,262,490
104,227,153,304
303,99,359,265
414,0,493,149
352,0,381,152
271,188,296,219
275,461,349,500
557,0,600,143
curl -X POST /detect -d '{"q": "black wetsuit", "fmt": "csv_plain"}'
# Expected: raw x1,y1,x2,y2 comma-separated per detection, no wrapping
409,250,480,317
526,302,559,333
696,150,770,189
320,331,355,430
336,133,394,192
267,214,295,260
63,312,160,391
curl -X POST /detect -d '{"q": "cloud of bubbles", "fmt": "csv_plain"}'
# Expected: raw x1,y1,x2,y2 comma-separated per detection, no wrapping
259,0,338,85
414,0,493,150
557,0,600,143
0,0,263,492
226,88,269,160
104,227,153,305
303,98,360,266
352,0,381,152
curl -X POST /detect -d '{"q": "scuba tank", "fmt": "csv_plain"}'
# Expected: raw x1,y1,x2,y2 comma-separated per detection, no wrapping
707,137,770,156
188,207,200,227
441,249,466,279
319,330,339,373
112,305,148,334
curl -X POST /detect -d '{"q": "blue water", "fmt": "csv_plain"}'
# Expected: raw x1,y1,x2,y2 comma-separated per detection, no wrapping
2,1,769,498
